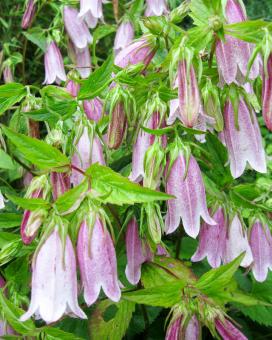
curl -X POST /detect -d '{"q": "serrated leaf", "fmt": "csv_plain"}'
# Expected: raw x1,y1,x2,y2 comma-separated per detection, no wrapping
89,299,135,340
54,180,88,214
0,83,27,115
0,213,22,228
237,304,272,327
195,253,244,294
79,55,114,100
0,232,20,248
6,194,50,211
123,280,186,307
2,126,70,172
86,163,173,205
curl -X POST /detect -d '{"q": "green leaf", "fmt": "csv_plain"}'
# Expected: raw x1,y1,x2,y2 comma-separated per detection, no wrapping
141,257,195,288
79,55,114,100
0,213,22,228
0,232,20,248
0,149,16,170
0,83,26,115
195,253,245,294
2,126,70,172
86,163,173,205
225,20,270,43
6,194,50,211
0,290,36,335
54,180,88,214
22,28,47,51
237,304,272,327
43,327,84,340
123,281,186,307
89,299,135,340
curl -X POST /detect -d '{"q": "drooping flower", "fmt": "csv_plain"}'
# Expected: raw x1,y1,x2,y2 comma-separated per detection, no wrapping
249,221,272,282
166,315,200,340
66,80,80,97
63,6,92,50
167,60,200,127
21,176,49,244
43,42,66,84
223,98,266,179
215,318,247,340
114,21,134,54
21,0,36,29
20,229,87,323
71,126,105,186
215,0,259,84
223,215,253,268
84,98,103,122
115,35,156,69
50,172,70,200
165,153,215,238
145,0,168,17
75,46,91,79
262,53,272,131
79,0,103,22
125,218,152,285
130,111,164,182
77,217,121,305
191,208,227,268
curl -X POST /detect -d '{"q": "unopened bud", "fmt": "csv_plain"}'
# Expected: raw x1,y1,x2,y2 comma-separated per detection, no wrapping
107,102,127,149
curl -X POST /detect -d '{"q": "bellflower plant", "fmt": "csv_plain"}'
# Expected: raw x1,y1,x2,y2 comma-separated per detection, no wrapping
1,0,272,338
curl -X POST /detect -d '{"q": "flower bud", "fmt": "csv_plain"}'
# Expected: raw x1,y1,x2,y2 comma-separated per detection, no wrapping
20,175,50,244
115,35,156,69
50,172,70,200
215,318,247,340
84,97,103,122
43,42,66,84
66,80,80,97
262,53,272,130
3,66,13,83
107,102,127,149
21,0,36,29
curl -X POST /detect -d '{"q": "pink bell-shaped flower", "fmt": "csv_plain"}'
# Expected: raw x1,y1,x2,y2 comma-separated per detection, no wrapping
20,229,87,323
262,53,272,131
79,0,103,22
223,215,253,268
75,46,91,79
145,0,168,17
191,208,227,268
167,60,200,128
165,152,215,238
125,218,153,285
43,42,66,84
77,217,121,305
66,80,80,97
71,126,105,186
115,35,156,69
222,98,266,179
216,0,259,84
249,221,272,282
114,21,134,54
64,6,92,50
215,318,247,340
